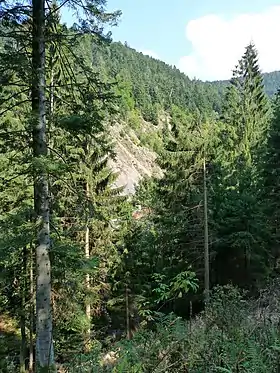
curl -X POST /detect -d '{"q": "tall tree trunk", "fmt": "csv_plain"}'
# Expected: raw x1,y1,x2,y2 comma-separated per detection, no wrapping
32,0,55,371
29,246,34,373
49,63,54,117
85,180,91,351
20,246,27,373
20,311,27,373
203,156,210,304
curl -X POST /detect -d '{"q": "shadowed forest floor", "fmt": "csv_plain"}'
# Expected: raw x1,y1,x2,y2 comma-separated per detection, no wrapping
0,314,21,370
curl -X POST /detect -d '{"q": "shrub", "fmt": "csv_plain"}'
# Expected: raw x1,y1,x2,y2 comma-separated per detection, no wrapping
66,285,280,372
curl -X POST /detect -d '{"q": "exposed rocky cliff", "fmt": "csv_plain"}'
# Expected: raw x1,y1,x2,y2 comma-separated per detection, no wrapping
108,121,162,194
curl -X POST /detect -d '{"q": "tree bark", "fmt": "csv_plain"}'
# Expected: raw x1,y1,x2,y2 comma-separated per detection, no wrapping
20,246,27,373
20,312,27,373
29,246,34,373
83,164,93,350
203,156,210,305
32,0,55,371
85,182,91,350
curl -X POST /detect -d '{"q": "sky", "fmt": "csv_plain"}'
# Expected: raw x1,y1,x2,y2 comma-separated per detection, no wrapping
62,0,280,81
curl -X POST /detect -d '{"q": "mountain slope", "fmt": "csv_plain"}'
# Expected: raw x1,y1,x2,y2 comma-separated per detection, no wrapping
89,41,280,193
92,41,225,116
109,121,162,194
210,70,280,97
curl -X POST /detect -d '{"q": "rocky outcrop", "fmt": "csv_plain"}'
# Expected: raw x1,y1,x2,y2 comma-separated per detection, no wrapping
108,122,162,194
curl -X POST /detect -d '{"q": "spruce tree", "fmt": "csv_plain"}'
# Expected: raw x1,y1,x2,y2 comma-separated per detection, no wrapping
0,14,33,372
222,43,270,166
263,91,280,271
0,0,122,370
212,43,271,290
117,106,217,317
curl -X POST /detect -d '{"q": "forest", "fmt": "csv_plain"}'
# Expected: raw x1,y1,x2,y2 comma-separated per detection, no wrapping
1,1,280,372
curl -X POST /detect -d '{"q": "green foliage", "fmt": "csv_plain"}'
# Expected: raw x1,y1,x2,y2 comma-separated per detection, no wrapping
152,270,198,303
127,110,219,308
263,90,280,270
211,70,280,98
221,43,271,165
90,41,224,121
127,109,142,131
0,1,130,367
210,43,272,290
2,2,280,370
262,70,280,96
65,285,280,372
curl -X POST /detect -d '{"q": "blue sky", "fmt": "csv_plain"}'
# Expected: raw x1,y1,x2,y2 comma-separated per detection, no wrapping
62,0,280,81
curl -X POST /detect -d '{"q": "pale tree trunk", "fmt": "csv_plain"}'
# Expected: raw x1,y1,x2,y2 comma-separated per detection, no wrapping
20,308,27,373
29,247,34,373
85,181,91,350
50,65,54,117
20,246,27,373
203,156,210,305
32,0,55,371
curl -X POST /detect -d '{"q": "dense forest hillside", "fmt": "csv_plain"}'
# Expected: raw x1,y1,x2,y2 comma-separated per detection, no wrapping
95,41,280,117
211,70,280,97
100,43,280,193
262,71,280,95
2,2,280,372
95,43,280,192
93,41,225,116
89,42,224,192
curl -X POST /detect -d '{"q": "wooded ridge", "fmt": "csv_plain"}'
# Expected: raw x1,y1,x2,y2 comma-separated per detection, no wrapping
1,2,280,372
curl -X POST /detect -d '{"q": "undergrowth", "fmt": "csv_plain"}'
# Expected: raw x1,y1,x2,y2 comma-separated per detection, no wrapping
64,284,280,373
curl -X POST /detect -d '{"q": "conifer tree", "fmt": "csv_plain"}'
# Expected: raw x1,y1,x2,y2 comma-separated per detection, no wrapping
0,0,122,370
212,43,271,289
222,43,270,166
118,106,217,316
0,13,33,372
263,91,280,271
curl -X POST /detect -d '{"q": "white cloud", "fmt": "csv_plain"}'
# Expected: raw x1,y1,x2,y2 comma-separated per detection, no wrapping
139,49,159,59
178,6,280,81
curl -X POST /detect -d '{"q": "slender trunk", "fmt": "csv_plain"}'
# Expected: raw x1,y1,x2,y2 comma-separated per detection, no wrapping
189,301,193,333
20,246,27,373
50,64,54,117
85,225,91,339
85,230,90,321
125,284,132,340
32,0,55,371
203,156,210,305
85,181,91,350
20,314,27,373
29,246,34,373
